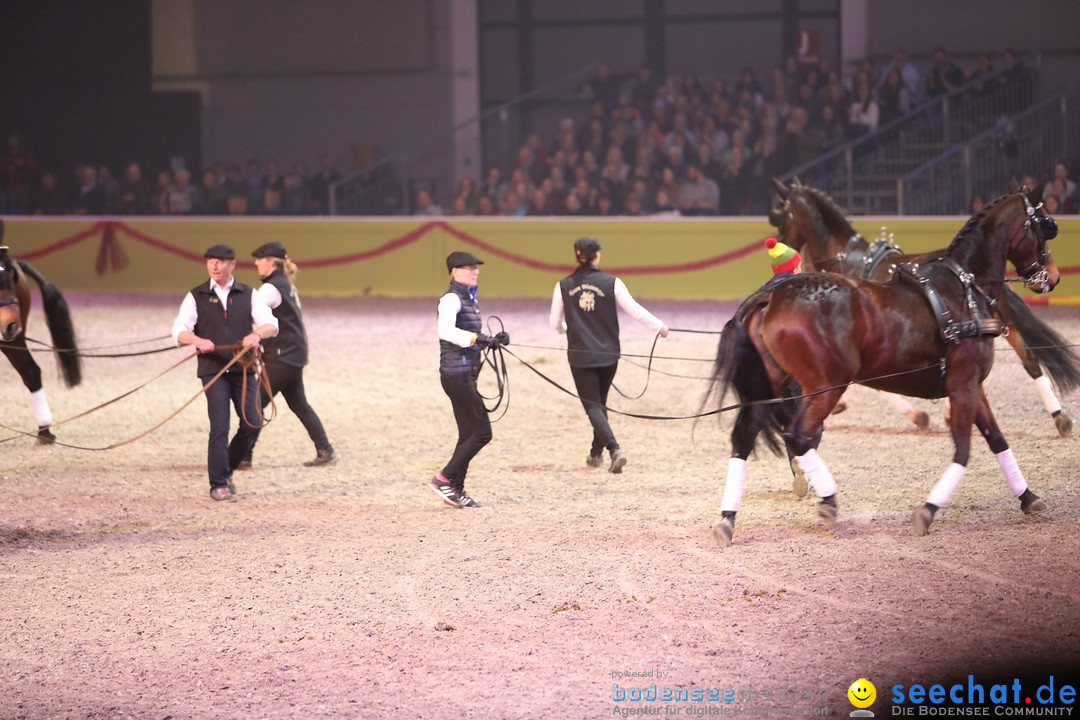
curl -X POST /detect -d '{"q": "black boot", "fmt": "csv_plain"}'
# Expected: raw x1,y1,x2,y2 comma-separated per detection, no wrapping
303,445,339,467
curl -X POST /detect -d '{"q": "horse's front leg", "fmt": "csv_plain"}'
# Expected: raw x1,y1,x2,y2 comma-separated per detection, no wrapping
971,387,1049,518
878,390,930,430
913,375,978,536
1002,323,1072,437
1,343,54,444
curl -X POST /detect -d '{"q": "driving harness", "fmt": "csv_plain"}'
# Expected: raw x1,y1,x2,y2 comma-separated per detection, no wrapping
836,234,904,279
895,257,1003,397
896,257,1003,343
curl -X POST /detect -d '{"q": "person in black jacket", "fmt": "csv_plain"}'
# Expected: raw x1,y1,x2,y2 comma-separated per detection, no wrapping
549,237,668,473
428,250,508,509
171,244,279,501
241,241,338,469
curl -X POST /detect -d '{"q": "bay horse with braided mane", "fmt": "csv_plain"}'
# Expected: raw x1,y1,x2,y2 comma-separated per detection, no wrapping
0,219,82,442
770,177,1080,437
711,185,1059,545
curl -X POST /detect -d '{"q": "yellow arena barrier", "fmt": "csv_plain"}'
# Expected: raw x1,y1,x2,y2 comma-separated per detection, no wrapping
4,216,1078,300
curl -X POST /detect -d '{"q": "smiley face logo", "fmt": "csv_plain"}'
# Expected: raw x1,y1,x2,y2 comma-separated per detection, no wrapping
848,678,876,709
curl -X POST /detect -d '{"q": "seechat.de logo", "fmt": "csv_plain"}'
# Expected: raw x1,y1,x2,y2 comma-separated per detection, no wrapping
890,675,1076,713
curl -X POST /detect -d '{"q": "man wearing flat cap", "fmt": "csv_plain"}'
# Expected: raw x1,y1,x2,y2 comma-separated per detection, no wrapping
171,244,279,501
428,250,509,509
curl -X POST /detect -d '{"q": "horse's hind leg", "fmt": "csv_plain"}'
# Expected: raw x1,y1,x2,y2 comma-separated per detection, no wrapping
785,388,843,523
2,344,55,444
714,407,758,547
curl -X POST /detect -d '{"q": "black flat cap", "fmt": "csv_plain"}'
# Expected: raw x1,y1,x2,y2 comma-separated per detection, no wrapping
251,241,288,259
446,250,484,272
574,236,602,259
204,244,236,260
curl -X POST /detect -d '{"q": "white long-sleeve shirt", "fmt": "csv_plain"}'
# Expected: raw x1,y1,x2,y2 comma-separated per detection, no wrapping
549,277,664,334
438,292,479,348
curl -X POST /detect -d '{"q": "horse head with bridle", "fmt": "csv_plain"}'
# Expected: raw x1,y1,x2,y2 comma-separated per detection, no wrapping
0,244,22,342
0,218,82,443
711,184,1060,545
768,177,1080,437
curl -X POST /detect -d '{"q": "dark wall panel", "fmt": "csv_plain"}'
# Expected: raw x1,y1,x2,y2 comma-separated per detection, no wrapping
0,1,174,176
192,0,431,76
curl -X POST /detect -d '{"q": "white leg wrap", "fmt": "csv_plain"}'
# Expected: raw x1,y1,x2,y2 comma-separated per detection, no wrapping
795,449,837,499
996,449,1028,497
1034,375,1062,415
30,389,52,428
721,458,746,513
879,390,914,415
927,463,966,508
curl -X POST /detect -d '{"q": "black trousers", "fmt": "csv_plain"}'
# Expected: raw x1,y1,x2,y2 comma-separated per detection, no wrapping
251,360,331,455
440,371,492,491
570,362,619,456
204,371,262,489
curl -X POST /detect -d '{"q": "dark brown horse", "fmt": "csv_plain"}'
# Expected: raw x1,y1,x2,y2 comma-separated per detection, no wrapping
0,219,82,442
769,177,1080,438
711,185,1059,545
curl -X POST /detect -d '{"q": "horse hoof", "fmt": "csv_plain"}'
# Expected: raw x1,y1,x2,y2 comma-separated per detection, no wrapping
831,401,848,415
790,458,808,499
912,507,934,536
37,427,56,445
1055,413,1073,438
713,518,735,547
816,501,837,524
1021,498,1048,515
913,411,930,431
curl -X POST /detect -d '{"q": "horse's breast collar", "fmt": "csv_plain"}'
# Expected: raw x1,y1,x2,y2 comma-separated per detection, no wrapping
896,257,1003,343
838,235,903,278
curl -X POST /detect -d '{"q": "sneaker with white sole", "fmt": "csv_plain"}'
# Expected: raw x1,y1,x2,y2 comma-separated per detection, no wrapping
428,476,463,508
608,449,627,474
459,491,482,508
586,453,604,468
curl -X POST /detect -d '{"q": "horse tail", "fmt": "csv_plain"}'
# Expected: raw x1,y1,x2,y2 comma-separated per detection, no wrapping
16,260,83,388
707,311,787,457
1000,285,1080,394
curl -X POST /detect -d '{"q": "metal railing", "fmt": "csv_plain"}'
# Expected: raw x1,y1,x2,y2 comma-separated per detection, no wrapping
781,60,1043,215
897,89,1077,215
329,65,597,216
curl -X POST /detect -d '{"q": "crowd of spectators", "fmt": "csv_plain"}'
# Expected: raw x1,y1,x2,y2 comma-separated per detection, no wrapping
0,47,1061,220
426,48,1043,219
0,133,345,218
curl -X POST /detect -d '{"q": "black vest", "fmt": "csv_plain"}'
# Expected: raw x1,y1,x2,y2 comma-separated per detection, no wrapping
439,280,482,375
260,270,308,368
191,280,255,378
560,265,620,367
